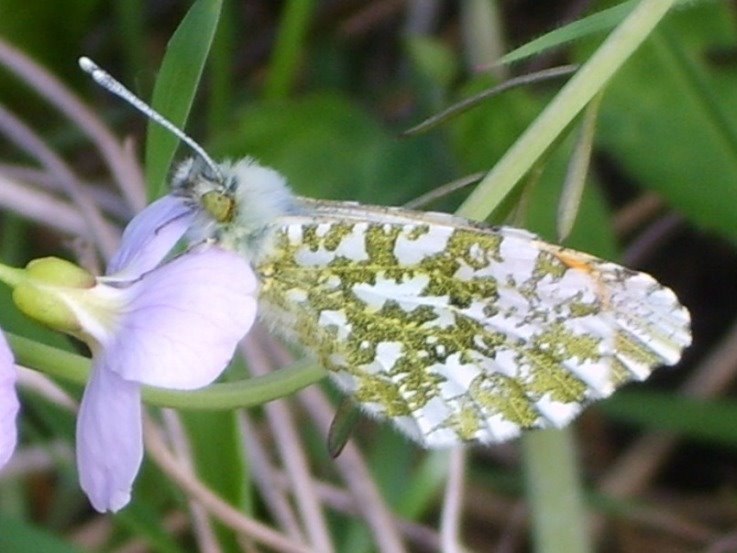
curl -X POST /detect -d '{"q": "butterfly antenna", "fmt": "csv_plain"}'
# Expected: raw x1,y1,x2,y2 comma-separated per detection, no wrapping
78,56,222,180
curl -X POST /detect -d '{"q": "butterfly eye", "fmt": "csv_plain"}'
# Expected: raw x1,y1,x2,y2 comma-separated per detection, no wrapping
201,191,235,223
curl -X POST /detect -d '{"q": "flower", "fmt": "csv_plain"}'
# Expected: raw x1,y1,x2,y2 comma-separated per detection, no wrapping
77,195,258,511
0,333,18,470
11,194,259,511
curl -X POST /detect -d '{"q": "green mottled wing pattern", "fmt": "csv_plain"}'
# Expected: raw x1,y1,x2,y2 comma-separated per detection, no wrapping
253,203,690,447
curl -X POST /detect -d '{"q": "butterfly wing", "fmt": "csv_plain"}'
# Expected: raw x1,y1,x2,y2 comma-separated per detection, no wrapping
255,206,690,448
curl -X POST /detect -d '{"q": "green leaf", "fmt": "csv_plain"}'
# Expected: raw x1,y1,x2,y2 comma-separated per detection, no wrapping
212,92,447,205
405,36,458,92
327,397,361,458
500,1,638,65
181,411,251,552
557,92,603,241
499,0,703,66
0,516,85,553
523,429,591,553
593,4,737,244
456,0,678,222
144,0,222,199
600,391,737,447
263,0,317,100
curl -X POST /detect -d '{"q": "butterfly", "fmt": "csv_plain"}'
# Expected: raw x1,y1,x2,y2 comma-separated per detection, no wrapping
81,57,692,448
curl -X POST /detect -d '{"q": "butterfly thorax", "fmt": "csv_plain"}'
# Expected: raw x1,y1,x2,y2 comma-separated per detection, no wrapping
172,157,301,260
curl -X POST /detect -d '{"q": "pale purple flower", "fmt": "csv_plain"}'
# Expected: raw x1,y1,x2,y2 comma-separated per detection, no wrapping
0,333,18,470
74,195,258,512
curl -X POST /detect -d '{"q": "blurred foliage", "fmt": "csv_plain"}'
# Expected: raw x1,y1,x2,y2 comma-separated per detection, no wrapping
1,1,737,552
593,2,737,243
212,93,447,204
0,0,99,69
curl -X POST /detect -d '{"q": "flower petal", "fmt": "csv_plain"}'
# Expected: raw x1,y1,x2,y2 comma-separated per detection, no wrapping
0,332,18,469
101,246,258,389
107,195,195,278
77,365,142,512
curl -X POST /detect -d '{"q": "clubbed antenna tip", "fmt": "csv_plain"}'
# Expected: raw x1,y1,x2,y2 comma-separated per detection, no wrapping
78,56,222,181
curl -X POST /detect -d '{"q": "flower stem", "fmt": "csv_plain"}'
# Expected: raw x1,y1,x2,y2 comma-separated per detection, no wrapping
0,262,25,288
145,361,327,409
8,333,327,408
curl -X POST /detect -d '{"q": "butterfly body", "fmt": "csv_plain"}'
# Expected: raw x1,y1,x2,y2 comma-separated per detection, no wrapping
174,157,691,448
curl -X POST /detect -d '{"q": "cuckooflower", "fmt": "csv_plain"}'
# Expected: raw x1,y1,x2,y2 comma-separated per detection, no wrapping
79,195,257,511
12,195,258,512
0,333,18,470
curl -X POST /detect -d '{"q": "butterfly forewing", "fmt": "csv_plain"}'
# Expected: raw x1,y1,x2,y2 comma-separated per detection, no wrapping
254,205,690,448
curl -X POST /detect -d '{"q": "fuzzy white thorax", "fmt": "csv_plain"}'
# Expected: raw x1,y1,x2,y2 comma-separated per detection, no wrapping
223,158,298,232
172,156,299,258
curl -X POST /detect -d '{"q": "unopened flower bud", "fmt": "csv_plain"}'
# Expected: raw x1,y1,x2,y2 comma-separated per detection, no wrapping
11,257,96,333
13,283,82,332
25,257,95,288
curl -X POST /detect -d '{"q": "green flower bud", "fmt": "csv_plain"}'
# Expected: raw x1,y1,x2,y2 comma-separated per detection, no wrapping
13,283,82,332
26,257,95,288
6,257,98,332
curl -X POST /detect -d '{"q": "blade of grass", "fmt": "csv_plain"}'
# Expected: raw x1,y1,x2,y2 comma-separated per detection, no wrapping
456,0,679,223
114,0,146,84
522,429,591,553
144,0,222,199
600,391,737,447
207,0,235,134
500,1,637,66
499,0,702,66
401,65,577,137
557,92,603,241
263,0,317,100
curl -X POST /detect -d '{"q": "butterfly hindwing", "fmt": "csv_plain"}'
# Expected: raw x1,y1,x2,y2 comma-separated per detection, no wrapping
253,206,690,447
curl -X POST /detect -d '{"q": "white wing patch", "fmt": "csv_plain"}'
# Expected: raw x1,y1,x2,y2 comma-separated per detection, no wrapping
254,215,691,448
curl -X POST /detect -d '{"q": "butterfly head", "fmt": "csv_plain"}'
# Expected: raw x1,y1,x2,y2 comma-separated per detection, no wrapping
171,157,236,223
78,58,298,253
171,156,298,255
